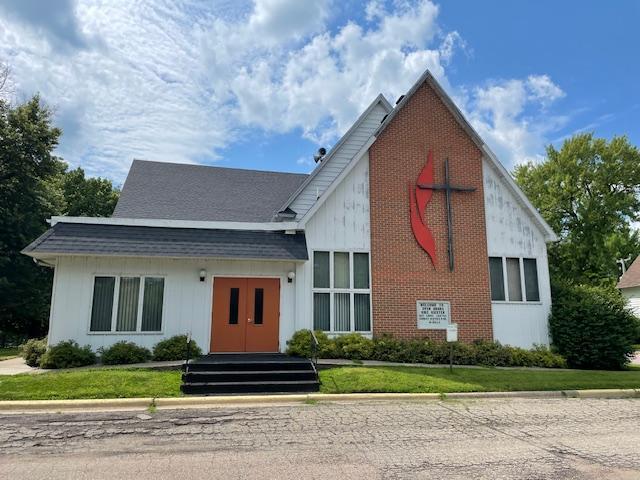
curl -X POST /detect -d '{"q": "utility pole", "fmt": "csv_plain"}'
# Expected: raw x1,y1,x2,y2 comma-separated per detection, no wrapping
617,256,631,276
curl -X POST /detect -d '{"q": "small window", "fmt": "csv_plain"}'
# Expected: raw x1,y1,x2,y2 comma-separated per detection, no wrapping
254,288,264,325
142,277,164,331
353,253,369,289
334,293,350,331
489,257,505,301
506,258,523,301
313,293,330,331
334,252,350,289
523,259,540,302
116,277,140,331
354,294,371,331
229,288,239,325
313,251,330,288
90,277,115,331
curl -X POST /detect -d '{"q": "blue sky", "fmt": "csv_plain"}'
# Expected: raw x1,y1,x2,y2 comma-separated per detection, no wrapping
0,0,637,186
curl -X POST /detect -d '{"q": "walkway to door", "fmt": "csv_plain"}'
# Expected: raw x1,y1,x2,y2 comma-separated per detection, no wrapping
210,277,280,353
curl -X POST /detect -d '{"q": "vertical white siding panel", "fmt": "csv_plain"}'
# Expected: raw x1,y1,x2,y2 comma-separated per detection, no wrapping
484,159,552,348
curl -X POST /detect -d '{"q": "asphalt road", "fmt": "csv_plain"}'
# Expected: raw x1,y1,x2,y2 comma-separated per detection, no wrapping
1,398,639,479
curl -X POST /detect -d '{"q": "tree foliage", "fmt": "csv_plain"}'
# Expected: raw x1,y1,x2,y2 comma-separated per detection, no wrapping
0,95,119,337
514,133,640,285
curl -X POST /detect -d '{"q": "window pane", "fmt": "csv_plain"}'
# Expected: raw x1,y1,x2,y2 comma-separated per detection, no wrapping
489,257,505,301
142,277,164,331
229,288,239,325
523,259,540,302
506,258,523,301
313,251,329,288
116,277,140,331
334,292,350,331
254,288,264,325
90,277,115,331
334,252,350,289
313,293,330,331
354,294,371,331
353,253,370,289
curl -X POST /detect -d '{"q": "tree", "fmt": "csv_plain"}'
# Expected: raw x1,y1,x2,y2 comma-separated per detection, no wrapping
0,95,64,337
514,133,640,285
60,167,119,217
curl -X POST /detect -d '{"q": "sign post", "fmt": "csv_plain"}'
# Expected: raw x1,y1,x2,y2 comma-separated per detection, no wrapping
446,323,458,372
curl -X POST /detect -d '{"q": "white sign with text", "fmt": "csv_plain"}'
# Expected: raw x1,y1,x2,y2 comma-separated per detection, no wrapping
416,301,451,330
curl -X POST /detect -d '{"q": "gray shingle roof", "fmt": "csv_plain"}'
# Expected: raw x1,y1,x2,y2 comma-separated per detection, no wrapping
22,223,308,261
113,160,308,222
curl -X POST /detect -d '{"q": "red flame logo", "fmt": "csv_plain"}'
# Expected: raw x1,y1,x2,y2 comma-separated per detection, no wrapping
409,150,437,266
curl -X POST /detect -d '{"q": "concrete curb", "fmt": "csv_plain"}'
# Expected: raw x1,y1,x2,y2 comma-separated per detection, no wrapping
0,389,639,413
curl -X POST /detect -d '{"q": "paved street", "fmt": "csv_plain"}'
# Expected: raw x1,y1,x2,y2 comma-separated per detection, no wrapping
1,398,639,479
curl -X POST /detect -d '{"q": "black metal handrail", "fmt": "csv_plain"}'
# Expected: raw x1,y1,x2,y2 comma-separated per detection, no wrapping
310,330,319,382
184,332,192,374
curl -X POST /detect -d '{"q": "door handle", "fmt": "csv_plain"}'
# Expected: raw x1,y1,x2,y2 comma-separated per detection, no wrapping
247,318,252,323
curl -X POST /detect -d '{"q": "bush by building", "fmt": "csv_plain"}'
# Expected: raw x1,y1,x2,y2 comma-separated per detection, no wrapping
19,337,48,367
550,282,637,370
99,341,152,365
152,335,202,361
39,340,96,369
286,330,566,368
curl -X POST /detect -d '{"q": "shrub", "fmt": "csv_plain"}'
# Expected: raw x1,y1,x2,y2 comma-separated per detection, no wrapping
550,282,637,370
286,329,566,368
39,341,96,369
152,335,202,361
20,337,48,367
100,341,152,365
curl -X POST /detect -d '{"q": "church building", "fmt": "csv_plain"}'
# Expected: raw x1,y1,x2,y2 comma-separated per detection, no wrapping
23,70,557,354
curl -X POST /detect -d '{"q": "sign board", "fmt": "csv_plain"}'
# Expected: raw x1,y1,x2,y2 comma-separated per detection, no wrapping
416,301,451,330
446,323,458,342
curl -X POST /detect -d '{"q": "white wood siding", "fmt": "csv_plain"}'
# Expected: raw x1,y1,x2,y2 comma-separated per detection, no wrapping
621,286,640,317
49,256,298,353
294,153,371,331
289,103,388,219
484,159,552,348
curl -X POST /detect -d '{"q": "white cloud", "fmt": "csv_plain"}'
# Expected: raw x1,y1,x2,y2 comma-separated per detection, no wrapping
463,75,567,166
0,0,566,180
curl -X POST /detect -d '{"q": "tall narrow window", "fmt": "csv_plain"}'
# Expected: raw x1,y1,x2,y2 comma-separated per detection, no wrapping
506,258,523,301
229,288,239,325
334,293,350,331
254,288,264,325
353,253,369,289
313,251,330,288
116,277,140,331
90,277,115,332
489,257,505,301
313,293,330,331
334,252,350,289
523,258,540,302
142,277,164,331
354,294,371,331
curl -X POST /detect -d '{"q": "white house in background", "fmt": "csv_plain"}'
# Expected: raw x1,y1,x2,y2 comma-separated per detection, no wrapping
617,256,640,316
23,69,557,353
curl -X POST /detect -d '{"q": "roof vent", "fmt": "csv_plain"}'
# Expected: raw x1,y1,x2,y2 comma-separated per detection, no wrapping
395,95,405,105
313,147,327,163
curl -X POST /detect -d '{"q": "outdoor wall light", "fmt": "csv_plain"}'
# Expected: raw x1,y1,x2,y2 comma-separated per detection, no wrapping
199,269,207,282
287,271,296,283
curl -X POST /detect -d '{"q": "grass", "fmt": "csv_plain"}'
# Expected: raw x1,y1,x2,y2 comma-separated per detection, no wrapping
318,366,640,394
0,365,639,401
0,369,182,400
0,347,20,361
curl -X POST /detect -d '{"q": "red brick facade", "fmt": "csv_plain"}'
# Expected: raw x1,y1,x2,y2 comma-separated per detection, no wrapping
369,80,493,342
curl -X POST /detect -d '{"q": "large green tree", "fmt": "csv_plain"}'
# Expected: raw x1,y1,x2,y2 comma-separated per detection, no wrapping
0,96,119,339
514,133,640,285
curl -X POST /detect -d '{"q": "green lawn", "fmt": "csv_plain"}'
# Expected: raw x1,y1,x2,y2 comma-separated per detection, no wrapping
318,366,640,394
0,347,20,361
1,366,639,401
0,369,182,400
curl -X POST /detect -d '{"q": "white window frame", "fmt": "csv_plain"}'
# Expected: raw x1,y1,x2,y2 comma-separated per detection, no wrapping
489,257,541,304
312,250,372,334
87,274,166,334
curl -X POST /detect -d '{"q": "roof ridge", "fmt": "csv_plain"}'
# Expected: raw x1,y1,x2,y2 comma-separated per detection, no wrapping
131,159,308,177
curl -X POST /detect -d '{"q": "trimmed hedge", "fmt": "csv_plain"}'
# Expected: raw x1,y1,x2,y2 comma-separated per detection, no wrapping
286,330,566,368
40,341,96,369
100,341,152,365
20,337,48,367
152,335,202,361
550,282,637,370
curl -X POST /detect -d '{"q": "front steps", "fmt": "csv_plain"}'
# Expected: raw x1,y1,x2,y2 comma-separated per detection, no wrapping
180,353,320,395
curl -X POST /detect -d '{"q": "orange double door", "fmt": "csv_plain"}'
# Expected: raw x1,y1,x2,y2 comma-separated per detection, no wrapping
210,277,280,352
